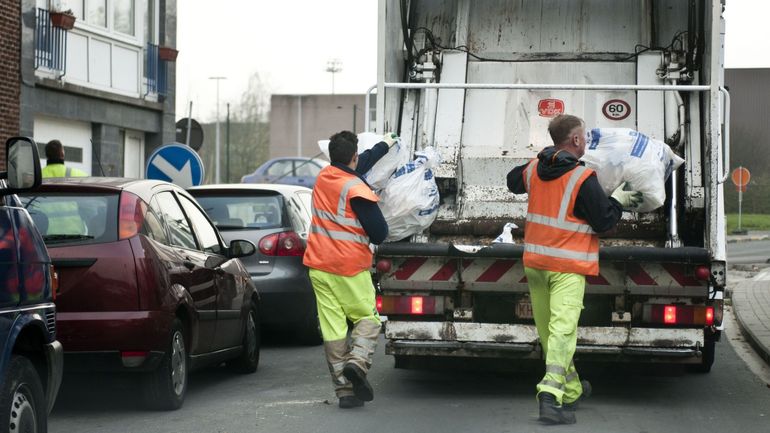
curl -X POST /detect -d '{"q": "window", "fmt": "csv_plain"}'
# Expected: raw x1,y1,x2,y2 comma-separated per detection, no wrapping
266,160,293,177
113,0,134,35
193,193,285,231
87,0,107,27
143,0,155,44
295,161,322,177
288,192,312,237
154,192,196,250
140,207,168,244
19,194,119,246
179,196,222,255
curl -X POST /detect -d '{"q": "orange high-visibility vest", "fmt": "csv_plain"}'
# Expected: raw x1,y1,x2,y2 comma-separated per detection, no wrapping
522,159,600,276
303,165,379,276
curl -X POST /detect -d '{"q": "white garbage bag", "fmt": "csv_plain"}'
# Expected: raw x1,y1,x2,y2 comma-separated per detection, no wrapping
379,147,441,241
581,128,685,212
317,132,410,191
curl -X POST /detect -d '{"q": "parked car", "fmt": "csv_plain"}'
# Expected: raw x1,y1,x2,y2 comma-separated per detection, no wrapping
19,178,259,410
188,184,322,344
0,137,63,432
241,157,329,188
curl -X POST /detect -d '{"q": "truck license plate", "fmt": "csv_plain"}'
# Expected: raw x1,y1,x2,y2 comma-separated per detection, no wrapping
516,298,533,319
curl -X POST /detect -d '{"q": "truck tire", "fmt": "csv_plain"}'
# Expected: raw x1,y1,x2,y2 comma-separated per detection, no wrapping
0,355,47,433
689,340,716,373
227,303,261,373
143,319,188,410
394,355,414,369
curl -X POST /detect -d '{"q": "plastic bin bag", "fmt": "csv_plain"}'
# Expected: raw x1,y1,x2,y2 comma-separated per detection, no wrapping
580,128,685,212
317,132,410,191
379,147,441,241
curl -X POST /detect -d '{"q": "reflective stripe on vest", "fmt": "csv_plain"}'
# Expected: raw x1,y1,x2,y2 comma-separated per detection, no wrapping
523,162,599,275
309,224,369,244
523,160,537,193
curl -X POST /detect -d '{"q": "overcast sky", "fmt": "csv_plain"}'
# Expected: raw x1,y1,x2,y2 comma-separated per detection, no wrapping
176,0,770,122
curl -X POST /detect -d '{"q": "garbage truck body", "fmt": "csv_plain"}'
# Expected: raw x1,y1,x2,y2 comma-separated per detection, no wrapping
371,0,729,373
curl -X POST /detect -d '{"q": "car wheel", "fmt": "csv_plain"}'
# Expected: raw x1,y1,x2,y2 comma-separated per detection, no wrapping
227,303,261,373
0,355,47,433
296,312,323,346
143,319,188,410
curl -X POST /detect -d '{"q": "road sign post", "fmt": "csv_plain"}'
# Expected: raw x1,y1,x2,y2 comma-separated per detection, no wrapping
146,143,205,188
731,166,751,235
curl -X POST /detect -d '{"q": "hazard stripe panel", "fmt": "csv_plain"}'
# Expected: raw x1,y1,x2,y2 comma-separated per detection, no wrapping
381,257,706,290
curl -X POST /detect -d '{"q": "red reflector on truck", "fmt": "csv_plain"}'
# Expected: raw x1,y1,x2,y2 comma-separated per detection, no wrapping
377,295,438,315
664,306,677,324
705,307,714,326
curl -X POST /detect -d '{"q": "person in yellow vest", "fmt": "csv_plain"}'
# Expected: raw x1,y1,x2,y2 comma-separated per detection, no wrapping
42,140,87,178
303,130,396,409
507,114,643,424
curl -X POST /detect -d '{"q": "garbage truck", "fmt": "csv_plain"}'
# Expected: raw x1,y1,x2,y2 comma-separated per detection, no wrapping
369,0,729,373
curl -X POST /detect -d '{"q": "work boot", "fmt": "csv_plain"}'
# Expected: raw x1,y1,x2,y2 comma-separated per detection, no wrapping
563,380,592,411
538,392,576,425
338,395,364,409
342,363,374,402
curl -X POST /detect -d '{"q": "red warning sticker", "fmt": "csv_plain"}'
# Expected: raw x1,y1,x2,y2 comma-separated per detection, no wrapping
538,99,565,117
602,99,631,121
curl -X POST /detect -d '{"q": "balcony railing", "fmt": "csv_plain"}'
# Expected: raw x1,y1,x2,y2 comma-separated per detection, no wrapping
34,8,67,75
145,43,167,97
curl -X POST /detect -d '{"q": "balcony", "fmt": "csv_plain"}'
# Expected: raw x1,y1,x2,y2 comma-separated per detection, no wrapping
35,8,68,76
145,43,167,98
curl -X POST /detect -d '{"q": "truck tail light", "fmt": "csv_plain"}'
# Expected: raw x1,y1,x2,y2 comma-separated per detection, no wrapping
376,295,439,315
643,304,717,326
119,192,147,240
258,231,305,256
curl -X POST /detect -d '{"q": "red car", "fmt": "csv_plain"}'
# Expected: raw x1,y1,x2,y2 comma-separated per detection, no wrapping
20,178,260,410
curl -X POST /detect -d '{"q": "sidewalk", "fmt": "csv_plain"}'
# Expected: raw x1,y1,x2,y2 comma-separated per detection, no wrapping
731,268,770,365
726,230,770,243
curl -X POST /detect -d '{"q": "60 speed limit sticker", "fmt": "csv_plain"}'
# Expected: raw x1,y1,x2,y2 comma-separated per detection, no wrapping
602,99,631,121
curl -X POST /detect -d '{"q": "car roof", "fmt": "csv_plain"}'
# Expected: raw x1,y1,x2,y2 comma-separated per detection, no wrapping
188,183,312,195
34,177,187,203
262,157,329,165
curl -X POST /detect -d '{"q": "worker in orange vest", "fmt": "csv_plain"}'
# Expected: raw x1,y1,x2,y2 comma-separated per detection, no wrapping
304,130,397,409
507,114,643,424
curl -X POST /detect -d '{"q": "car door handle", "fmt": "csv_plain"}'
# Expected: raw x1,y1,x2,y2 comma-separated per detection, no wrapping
182,260,195,270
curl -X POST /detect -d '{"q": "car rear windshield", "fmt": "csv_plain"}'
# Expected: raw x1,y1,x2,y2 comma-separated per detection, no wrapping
193,193,285,231
19,193,119,246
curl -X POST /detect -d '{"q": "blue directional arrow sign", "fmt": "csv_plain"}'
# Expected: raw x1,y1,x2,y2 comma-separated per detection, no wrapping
146,143,205,188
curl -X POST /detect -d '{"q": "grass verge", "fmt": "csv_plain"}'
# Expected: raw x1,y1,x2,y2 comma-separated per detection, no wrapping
726,213,770,233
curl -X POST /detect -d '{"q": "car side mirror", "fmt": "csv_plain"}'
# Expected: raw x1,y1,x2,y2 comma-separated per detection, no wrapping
228,239,256,258
1,137,42,195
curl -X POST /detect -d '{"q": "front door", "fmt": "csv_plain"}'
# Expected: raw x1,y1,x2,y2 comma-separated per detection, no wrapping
123,131,145,179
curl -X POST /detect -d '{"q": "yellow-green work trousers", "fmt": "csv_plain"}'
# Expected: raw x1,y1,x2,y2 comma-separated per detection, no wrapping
309,268,381,398
525,267,586,405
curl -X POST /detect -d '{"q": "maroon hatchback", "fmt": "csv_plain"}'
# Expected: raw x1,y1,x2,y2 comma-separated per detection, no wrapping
20,178,260,410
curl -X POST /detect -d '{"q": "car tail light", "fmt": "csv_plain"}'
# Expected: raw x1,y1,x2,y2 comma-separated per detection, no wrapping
49,265,58,301
643,304,717,326
258,231,305,256
119,192,147,240
377,295,440,315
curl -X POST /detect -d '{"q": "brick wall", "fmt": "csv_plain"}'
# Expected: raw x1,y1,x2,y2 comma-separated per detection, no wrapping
0,0,21,169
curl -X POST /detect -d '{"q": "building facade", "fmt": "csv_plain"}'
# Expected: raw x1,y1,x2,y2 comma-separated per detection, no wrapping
269,94,375,160
0,0,23,169
19,0,177,177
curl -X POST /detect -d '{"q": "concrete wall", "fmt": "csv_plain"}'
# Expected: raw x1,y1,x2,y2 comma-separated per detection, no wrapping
270,94,368,159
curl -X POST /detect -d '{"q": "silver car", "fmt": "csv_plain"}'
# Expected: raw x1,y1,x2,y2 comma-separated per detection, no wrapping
188,184,321,345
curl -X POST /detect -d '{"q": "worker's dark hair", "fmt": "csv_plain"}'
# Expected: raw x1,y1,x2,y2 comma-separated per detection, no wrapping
45,139,64,160
328,130,358,165
548,114,584,146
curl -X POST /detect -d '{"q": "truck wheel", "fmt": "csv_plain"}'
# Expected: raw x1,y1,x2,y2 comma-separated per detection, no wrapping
394,355,414,369
689,340,716,373
143,319,188,410
0,355,47,433
227,303,261,373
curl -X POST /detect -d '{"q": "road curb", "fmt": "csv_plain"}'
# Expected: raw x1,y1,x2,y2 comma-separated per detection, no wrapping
731,280,770,366
726,235,770,244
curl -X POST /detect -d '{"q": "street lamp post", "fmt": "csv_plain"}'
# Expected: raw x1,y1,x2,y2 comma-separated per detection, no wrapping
325,59,342,95
209,76,227,183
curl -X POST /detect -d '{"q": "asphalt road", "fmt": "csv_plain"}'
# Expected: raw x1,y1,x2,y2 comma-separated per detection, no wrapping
50,322,770,433
727,240,770,265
